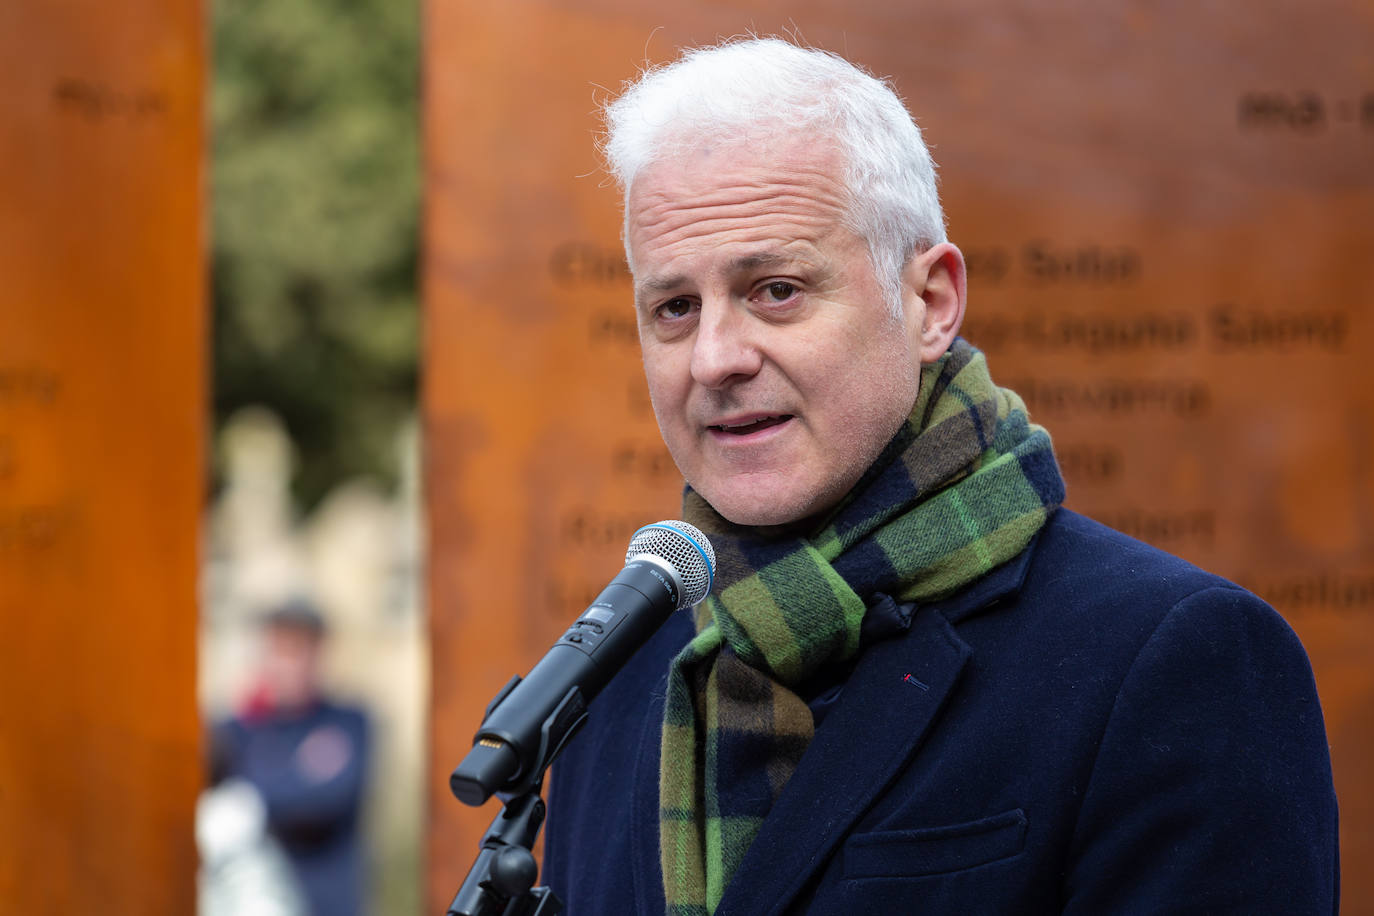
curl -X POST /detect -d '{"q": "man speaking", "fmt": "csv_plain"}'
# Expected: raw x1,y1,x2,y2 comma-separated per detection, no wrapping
542,38,1338,914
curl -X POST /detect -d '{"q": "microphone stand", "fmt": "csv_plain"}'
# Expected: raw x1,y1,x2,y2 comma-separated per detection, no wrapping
443,673,584,916
444,786,560,916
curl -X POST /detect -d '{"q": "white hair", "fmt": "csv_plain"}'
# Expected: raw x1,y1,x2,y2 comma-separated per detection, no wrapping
601,37,947,315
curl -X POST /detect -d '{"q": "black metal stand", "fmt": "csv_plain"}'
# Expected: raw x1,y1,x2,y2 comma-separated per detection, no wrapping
445,789,562,916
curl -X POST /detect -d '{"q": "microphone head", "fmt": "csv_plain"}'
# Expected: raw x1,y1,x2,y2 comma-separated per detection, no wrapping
626,520,716,609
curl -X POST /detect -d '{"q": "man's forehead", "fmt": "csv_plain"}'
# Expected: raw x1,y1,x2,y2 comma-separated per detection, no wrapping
628,154,848,243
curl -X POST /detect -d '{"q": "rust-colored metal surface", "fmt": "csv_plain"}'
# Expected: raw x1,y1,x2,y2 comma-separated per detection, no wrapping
0,1,204,911
424,3,1372,910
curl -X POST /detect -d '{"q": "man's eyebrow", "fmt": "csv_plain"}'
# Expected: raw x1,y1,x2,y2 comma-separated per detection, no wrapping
729,251,789,271
638,273,687,295
639,252,791,290
634,252,797,306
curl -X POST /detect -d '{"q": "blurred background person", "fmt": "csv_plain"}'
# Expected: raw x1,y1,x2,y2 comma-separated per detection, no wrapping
213,600,372,916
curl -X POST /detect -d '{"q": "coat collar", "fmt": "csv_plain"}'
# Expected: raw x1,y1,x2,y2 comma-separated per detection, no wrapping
929,527,1038,625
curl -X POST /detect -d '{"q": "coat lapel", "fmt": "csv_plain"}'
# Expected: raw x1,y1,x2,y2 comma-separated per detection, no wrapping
714,605,972,916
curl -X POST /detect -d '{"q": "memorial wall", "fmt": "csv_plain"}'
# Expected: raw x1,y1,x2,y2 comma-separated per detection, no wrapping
425,2,1372,910
0,2,204,911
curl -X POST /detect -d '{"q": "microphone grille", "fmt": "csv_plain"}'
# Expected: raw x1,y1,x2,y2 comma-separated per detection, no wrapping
626,520,716,609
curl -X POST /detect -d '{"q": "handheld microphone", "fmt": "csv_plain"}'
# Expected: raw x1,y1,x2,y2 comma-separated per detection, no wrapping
450,520,715,806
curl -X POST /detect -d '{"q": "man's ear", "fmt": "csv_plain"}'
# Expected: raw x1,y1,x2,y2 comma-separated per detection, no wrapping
903,242,967,363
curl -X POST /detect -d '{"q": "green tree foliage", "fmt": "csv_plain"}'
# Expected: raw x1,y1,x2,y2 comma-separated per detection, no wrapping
212,0,419,510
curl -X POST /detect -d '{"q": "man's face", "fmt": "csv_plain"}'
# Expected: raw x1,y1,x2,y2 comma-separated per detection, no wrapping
627,137,927,526
262,625,322,710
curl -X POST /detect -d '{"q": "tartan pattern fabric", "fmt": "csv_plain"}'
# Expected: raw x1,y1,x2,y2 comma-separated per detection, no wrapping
659,339,1065,914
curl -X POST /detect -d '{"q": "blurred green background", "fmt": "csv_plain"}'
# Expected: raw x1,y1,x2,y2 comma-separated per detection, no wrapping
212,0,419,512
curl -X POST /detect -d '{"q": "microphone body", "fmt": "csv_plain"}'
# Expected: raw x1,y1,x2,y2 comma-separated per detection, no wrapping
450,522,714,806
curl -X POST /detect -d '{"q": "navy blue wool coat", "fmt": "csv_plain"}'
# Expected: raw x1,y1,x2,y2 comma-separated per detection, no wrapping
542,509,1338,914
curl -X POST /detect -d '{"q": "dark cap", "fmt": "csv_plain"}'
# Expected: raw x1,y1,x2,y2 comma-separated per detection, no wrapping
261,598,327,637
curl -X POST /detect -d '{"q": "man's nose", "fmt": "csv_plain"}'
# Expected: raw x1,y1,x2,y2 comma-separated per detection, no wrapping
689,298,763,389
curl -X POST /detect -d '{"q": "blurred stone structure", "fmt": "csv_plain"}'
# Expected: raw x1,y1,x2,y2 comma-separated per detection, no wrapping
201,406,425,915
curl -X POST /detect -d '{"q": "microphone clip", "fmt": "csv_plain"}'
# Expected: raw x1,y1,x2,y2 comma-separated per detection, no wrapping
449,676,589,807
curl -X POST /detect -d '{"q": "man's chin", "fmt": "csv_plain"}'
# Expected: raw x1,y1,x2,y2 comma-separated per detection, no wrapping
699,483,829,529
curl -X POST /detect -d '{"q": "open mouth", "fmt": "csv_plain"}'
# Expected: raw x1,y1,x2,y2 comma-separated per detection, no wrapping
709,415,794,435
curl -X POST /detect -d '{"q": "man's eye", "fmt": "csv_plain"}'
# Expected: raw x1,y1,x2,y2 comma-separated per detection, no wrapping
763,281,797,302
658,298,694,319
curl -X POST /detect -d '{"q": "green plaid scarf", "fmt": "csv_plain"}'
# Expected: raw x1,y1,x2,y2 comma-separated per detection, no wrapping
659,339,1065,915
